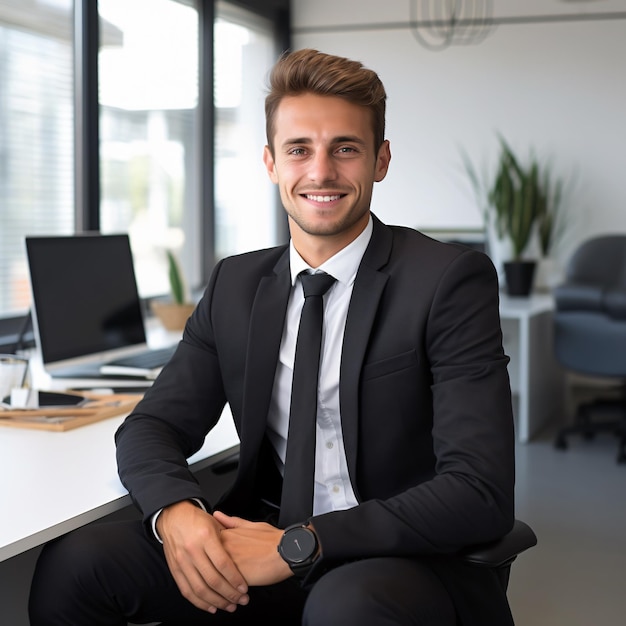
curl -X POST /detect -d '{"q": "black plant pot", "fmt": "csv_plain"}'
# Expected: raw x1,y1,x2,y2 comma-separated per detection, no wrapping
504,261,536,297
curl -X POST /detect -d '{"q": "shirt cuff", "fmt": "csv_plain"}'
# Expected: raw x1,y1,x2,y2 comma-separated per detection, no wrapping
150,498,207,544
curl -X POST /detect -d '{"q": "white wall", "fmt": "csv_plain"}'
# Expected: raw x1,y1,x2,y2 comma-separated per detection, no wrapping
291,0,626,268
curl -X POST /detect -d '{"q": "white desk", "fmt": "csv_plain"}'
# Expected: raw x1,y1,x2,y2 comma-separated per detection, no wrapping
0,408,239,563
0,321,240,563
499,293,564,442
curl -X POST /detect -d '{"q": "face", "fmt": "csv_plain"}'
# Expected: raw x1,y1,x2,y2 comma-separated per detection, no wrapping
263,93,391,262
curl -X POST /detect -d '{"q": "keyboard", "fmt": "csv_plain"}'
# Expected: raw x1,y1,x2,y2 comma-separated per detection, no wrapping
106,345,177,370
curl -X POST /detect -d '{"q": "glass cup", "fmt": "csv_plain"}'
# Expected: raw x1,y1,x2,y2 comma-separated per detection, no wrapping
0,354,30,405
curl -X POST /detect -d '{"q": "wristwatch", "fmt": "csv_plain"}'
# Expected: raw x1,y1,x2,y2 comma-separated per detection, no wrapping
277,523,320,578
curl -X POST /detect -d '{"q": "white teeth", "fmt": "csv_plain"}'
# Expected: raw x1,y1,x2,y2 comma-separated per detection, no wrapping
306,194,341,202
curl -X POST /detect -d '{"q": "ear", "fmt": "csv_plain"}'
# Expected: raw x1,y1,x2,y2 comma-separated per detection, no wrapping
374,140,391,183
263,145,279,184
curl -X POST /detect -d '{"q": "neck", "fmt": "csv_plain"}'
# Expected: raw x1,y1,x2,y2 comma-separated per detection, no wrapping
289,213,370,268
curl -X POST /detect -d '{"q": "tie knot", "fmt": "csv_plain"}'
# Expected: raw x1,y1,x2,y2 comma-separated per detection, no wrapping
300,272,336,298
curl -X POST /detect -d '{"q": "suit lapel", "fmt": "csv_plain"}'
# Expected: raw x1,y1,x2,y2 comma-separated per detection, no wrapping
340,216,392,492
237,251,291,477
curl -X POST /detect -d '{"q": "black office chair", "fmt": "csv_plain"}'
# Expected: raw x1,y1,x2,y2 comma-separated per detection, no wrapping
552,234,626,463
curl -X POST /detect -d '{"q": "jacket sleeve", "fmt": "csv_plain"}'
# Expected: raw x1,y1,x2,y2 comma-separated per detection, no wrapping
115,261,229,523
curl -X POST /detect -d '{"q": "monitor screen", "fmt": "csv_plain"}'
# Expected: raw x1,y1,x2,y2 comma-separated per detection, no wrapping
25,234,146,365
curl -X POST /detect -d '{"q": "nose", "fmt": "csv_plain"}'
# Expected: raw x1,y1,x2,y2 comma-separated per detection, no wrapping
308,150,338,184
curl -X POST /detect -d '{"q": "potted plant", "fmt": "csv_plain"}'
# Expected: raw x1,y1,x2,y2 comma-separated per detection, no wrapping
150,250,196,331
463,136,562,296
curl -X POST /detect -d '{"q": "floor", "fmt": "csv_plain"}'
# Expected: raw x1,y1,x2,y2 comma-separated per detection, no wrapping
508,401,626,625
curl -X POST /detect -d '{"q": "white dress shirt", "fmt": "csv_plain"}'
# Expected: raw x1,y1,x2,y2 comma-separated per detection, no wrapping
266,216,373,516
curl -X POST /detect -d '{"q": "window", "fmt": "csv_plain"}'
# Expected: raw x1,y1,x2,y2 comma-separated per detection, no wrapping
98,0,200,299
98,0,279,298
0,0,287,348
214,2,280,260
0,0,74,318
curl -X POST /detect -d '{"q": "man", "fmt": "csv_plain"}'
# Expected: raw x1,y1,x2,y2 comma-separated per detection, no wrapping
30,48,515,625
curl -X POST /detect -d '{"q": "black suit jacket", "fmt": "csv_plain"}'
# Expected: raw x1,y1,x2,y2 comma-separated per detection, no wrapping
116,214,516,624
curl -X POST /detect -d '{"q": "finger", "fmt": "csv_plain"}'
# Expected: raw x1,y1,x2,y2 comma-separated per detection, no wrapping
175,509,248,598
201,535,250,595
162,541,223,613
212,510,243,528
160,518,248,610
164,540,247,613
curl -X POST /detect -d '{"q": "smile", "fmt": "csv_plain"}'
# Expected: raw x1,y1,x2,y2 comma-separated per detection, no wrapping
304,194,343,203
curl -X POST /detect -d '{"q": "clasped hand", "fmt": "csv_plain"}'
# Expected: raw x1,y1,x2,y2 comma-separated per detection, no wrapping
157,501,291,614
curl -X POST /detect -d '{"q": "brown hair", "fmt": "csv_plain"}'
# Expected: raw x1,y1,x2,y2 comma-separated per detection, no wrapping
265,48,387,155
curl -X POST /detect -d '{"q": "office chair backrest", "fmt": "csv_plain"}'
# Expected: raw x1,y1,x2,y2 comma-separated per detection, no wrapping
565,234,626,287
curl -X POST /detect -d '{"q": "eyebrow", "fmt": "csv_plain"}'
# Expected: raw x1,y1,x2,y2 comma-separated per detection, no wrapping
281,135,368,148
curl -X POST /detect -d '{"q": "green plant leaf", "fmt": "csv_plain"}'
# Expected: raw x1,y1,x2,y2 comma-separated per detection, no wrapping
167,250,185,305
461,134,565,262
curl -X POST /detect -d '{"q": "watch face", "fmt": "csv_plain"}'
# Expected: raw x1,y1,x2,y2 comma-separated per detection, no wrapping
281,527,317,564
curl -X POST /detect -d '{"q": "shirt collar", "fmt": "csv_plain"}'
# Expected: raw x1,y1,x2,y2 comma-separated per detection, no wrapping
289,215,373,287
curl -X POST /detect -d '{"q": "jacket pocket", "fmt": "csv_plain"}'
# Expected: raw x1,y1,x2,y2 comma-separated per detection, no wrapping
361,349,418,381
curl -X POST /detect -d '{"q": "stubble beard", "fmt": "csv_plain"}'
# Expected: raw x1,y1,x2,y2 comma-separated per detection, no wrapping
286,201,370,239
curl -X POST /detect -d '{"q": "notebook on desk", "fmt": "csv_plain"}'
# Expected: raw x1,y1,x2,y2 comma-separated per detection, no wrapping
25,233,177,383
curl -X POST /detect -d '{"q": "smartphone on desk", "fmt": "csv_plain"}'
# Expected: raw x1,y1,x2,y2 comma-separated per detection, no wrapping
3,389,88,409
37,391,88,407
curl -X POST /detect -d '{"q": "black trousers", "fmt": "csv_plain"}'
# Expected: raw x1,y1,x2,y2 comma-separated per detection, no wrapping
29,519,464,626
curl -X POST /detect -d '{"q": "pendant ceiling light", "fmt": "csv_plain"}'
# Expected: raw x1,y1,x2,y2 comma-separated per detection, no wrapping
410,0,495,51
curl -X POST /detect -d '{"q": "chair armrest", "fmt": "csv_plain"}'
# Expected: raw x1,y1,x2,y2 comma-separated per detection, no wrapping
605,287,626,320
554,283,603,313
460,520,537,568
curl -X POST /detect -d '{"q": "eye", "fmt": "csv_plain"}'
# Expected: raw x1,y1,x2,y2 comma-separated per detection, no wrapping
288,147,307,156
336,146,357,155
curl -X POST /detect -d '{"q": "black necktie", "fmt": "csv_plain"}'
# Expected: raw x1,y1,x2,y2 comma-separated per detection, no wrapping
279,271,336,527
